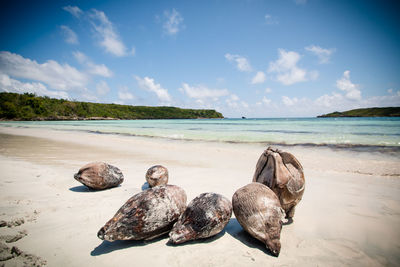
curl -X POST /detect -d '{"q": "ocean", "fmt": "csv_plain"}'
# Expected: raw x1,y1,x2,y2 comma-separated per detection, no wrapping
1,117,399,150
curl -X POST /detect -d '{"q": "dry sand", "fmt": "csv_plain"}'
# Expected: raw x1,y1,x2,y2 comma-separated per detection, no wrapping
0,126,399,266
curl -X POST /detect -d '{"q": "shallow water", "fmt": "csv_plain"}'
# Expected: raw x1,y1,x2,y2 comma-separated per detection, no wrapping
1,117,399,149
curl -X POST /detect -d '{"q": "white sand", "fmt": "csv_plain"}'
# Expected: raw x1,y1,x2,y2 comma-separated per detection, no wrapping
0,126,399,266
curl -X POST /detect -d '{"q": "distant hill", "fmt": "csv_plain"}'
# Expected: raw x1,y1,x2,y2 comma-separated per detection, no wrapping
0,92,224,120
318,107,400,117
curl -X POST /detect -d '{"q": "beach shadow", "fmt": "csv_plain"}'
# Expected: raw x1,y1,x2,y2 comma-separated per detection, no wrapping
283,217,293,225
69,185,95,193
225,218,276,256
69,185,121,193
166,230,225,247
91,234,167,256
141,182,150,191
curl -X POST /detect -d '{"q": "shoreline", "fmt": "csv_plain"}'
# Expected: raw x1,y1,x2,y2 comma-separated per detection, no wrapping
0,126,399,179
0,126,399,266
1,124,399,154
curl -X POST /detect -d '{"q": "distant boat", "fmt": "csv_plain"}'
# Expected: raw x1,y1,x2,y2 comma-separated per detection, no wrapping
242,116,246,119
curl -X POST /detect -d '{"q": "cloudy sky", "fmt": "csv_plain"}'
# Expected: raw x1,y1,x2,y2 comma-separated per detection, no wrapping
0,0,399,117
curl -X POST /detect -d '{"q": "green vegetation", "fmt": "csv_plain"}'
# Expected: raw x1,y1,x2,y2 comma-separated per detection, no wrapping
318,107,400,117
0,92,224,120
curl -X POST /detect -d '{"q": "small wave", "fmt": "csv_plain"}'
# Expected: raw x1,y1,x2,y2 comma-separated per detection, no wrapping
162,134,185,139
75,128,400,153
347,132,400,137
247,129,314,134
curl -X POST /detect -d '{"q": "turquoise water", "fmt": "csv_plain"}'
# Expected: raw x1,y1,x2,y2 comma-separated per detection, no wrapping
1,118,400,148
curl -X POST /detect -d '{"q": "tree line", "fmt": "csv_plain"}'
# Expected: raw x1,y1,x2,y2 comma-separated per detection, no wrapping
0,92,224,120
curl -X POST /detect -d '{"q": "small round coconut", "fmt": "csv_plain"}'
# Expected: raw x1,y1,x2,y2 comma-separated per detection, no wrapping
74,162,124,190
145,165,169,187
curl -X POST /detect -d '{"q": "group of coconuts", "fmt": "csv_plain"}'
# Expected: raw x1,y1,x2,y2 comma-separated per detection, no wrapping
74,147,305,256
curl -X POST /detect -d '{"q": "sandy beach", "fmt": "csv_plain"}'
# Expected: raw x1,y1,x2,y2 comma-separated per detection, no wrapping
0,126,399,266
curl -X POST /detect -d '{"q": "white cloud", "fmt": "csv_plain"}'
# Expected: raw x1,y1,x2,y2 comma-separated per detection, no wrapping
314,92,400,113
268,49,316,85
282,96,299,106
241,101,249,108
230,94,239,101
278,96,315,116
118,87,135,100
262,96,271,105
73,51,113,77
257,96,272,106
179,83,229,101
305,45,335,64
63,7,133,57
308,70,319,80
118,91,134,100
251,71,266,84
225,53,252,72
0,73,68,99
96,80,110,95
311,71,362,111
73,51,112,77
269,49,301,71
315,92,344,108
115,86,135,102
225,94,248,109
313,76,400,114
0,51,88,90
226,94,239,108
135,76,172,103
265,87,272,93
265,14,278,25
312,73,398,114
63,5,83,18
60,25,78,45
88,9,131,57
72,51,87,64
87,62,112,77
336,70,361,100
387,88,393,94
364,94,400,107
163,9,184,35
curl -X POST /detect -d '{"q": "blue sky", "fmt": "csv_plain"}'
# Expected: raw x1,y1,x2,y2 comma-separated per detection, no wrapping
0,0,399,117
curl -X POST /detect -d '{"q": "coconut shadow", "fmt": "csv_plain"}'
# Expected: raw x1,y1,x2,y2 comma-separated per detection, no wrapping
225,218,278,257
69,184,121,193
69,185,95,192
166,230,226,247
90,234,167,256
141,182,150,191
